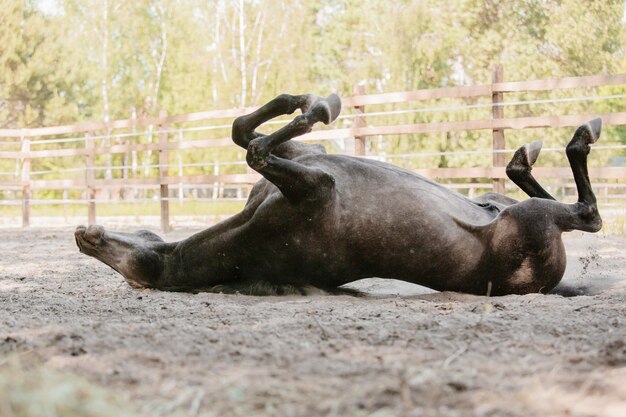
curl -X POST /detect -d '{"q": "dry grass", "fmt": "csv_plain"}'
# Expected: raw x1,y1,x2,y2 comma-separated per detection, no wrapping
0,355,143,417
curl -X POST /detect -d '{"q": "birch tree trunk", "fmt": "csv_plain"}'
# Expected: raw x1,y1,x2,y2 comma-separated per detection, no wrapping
250,8,265,104
237,0,246,107
144,0,170,177
151,1,169,115
101,0,110,126
101,0,113,198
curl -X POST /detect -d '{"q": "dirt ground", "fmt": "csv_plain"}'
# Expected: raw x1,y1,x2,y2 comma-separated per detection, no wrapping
1,227,625,417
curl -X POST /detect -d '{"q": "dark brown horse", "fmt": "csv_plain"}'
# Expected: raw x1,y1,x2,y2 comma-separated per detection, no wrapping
75,93,602,296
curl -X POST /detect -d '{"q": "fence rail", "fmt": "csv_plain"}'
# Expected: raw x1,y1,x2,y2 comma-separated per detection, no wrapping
1,69,626,230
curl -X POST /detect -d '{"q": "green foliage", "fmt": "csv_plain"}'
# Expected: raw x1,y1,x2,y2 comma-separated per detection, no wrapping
1,0,623,127
0,0,624,211
0,0,96,127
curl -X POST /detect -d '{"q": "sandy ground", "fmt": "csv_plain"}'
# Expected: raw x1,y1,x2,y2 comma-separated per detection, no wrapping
0,227,625,417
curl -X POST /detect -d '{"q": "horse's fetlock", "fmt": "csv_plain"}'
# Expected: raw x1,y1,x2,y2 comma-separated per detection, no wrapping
566,141,590,158
506,164,528,181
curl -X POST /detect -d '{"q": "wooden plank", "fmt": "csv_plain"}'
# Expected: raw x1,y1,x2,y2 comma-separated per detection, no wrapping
158,111,170,233
29,148,89,158
25,138,235,159
85,134,96,225
443,183,493,189
91,173,261,188
165,173,261,185
175,137,234,149
21,137,30,227
94,177,159,187
342,73,626,107
341,74,626,109
97,141,166,155
349,119,489,136
0,181,24,188
166,107,256,124
547,182,626,189
349,111,626,136
0,151,24,159
26,134,337,160
533,167,626,179
352,84,367,156
415,167,505,179
27,119,150,137
493,73,626,93
492,112,626,130
94,137,233,155
0,129,29,137
415,167,626,180
164,134,339,148
97,137,234,154
31,179,85,189
492,64,506,194
16,108,257,138
342,84,493,107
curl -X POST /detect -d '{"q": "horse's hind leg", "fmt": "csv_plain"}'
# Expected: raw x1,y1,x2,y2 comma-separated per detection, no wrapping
514,119,602,232
506,118,602,233
564,118,602,230
506,140,556,200
539,118,603,233
237,94,341,204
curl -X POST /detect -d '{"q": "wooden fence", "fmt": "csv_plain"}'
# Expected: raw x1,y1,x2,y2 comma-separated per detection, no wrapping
1,68,625,230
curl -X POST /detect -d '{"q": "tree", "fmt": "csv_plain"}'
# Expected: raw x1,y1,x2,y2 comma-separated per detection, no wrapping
0,0,95,128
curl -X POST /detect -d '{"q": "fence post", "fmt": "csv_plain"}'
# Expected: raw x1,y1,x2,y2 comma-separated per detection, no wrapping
491,64,505,194
85,132,96,225
20,133,30,227
158,110,170,233
352,84,367,156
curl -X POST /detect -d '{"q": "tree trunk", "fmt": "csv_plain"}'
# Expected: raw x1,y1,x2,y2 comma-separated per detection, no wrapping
237,0,246,107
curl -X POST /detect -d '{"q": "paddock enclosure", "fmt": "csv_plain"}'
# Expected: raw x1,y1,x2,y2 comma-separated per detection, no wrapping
0,71,625,230
1,71,626,416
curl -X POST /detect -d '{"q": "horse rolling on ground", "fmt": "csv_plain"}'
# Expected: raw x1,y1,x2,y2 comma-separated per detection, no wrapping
75,93,602,296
